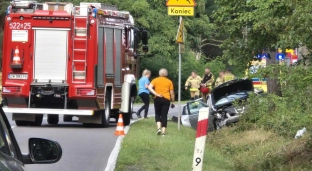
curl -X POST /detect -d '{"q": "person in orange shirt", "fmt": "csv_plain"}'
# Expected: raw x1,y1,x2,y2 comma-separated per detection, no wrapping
148,68,175,136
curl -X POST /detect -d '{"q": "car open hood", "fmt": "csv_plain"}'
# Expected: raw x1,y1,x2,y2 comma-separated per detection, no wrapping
210,79,254,106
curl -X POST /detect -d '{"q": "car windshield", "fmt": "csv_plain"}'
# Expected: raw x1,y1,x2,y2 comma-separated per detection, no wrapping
0,131,9,157
0,110,14,158
214,92,250,106
187,101,208,115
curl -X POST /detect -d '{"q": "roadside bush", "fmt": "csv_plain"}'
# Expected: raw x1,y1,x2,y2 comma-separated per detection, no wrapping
239,64,312,137
140,54,225,101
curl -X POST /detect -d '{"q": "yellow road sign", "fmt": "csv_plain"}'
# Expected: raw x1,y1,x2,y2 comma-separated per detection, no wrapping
176,17,184,44
168,7,194,16
166,0,196,7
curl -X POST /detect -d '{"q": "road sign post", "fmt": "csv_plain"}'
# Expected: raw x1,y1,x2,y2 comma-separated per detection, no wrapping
166,0,196,130
176,16,184,130
178,43,182,130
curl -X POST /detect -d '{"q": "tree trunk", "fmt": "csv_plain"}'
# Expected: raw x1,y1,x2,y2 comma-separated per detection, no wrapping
267,51,282,96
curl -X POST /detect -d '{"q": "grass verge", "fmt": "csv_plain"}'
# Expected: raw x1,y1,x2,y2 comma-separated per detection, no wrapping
115,119,234,171
208,126,312,171
117,119,312,171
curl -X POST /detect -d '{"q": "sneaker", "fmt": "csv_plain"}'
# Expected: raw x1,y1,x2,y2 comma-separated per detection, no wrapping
156,129,161,135
162,133,166,137
136,112,142,118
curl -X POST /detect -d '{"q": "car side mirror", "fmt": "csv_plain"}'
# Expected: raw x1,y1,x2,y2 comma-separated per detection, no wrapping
23,138,62,164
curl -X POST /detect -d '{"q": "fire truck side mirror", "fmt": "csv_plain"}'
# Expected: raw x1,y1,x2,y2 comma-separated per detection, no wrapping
142,45,148,53
134,29,141,49
142,30,148,45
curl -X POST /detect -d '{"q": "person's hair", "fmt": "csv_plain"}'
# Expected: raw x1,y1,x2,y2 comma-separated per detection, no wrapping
142,69,151,77
226,68,231,72
205,67,210,70
159,68,168,77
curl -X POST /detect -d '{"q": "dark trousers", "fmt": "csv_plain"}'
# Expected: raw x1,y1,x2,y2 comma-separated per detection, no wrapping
154,97,170,128
137,92,150,117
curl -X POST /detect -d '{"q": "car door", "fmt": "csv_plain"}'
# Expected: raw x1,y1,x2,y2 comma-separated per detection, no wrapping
186,101,208,129
0,107,25,170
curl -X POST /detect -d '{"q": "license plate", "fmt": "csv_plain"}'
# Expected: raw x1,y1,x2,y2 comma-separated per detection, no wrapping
8,74,28,80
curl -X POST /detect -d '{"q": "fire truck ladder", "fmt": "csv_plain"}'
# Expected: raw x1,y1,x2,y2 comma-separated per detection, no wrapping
72,6,88,84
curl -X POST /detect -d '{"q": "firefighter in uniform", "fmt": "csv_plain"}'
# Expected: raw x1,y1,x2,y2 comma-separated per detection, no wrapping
223,68,236,82
200,67,214,103
185,72,202,100
215,71,225,87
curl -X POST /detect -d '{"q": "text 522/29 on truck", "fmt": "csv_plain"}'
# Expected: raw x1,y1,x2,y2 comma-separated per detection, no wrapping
2,1,149,127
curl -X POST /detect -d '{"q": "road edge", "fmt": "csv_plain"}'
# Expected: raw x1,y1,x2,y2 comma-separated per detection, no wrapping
104,118,143,171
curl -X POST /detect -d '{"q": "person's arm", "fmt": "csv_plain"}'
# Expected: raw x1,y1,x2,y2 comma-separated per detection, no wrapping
144,78,150,88
197,76,202,88
170,90,175,103
148,83,162,97
185,77,190,90
169,81,175,103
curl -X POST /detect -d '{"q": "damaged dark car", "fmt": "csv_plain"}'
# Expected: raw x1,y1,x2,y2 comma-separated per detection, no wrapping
184,78,257,131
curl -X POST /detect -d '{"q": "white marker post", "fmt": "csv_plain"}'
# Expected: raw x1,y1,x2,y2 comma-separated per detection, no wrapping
192,107,209,171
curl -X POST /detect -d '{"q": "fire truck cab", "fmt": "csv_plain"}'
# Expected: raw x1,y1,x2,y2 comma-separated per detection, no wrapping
1,1,148,127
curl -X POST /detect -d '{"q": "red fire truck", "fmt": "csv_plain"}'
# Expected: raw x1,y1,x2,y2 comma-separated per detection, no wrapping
1,1,148,127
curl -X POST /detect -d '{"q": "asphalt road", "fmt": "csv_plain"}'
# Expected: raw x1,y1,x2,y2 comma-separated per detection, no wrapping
5,104,181,171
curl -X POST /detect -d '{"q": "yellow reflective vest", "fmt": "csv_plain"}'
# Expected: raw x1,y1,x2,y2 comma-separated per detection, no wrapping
215,77,223,87
223,73,235,82
185,76,202,92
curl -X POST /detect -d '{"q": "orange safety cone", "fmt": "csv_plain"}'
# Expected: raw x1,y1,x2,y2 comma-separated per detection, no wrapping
12,46,21,65
114,114,125,136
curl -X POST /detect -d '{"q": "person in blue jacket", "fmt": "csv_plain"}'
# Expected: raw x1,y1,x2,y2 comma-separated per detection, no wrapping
136,69,151,119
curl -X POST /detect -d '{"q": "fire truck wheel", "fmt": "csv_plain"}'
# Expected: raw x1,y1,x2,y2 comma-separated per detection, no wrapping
101,98,111,128
29,114,43,126
15,120,30,126
63,115,72,122
47,115,59,125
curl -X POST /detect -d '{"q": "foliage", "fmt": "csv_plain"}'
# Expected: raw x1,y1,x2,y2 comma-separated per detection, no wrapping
209,127,312,171
0,1,9,63
241,65,312,137
140,51,205,100
213,0,312,91
204,57,226,76
0,0,229,100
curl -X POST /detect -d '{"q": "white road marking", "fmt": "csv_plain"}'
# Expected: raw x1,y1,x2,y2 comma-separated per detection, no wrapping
11,126,16,129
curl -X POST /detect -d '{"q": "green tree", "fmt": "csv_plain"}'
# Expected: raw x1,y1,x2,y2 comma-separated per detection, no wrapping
213,0,312,94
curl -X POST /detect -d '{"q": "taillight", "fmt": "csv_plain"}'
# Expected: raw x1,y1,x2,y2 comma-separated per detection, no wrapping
2,87,21,93
76,89,96,96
